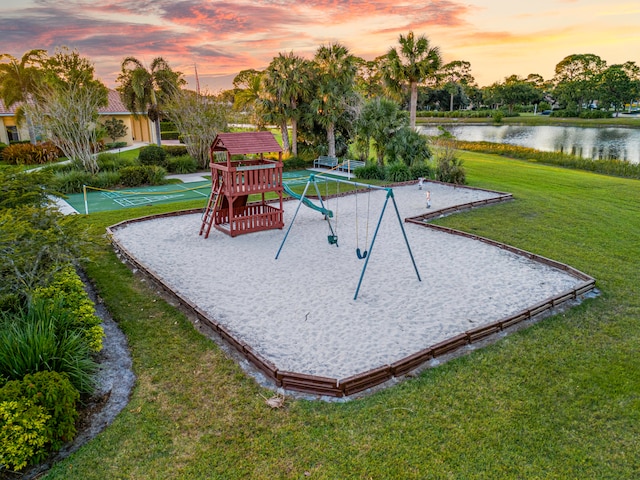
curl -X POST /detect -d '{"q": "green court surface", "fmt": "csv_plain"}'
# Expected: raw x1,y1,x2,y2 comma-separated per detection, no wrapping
62,170,344,214
64,181,212,214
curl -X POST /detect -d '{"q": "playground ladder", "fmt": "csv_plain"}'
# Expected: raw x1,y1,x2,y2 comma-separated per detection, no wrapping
199,177,224,239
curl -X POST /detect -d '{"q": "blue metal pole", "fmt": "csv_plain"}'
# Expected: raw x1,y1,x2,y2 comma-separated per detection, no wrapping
353,190,391,300
275,178,312,259
390,189,422,282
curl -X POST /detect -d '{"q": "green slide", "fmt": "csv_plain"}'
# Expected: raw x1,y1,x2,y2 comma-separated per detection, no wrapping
283,183,333,218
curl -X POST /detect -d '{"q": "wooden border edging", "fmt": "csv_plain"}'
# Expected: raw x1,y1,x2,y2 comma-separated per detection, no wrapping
106,181,596,399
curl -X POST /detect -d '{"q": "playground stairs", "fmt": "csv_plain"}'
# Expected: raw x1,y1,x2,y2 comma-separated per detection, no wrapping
199,178,224,239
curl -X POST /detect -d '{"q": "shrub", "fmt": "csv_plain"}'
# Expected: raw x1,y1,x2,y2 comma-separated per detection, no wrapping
410,162,433,180
93,170,121,189
491,110,504,124
354,163,385,180
0,399,50,471
96,152,137,172
579,109,612,119
385,127,431,166
0,371,80,471
53,169,94,194
32,265,105,352
1,142,61,165
282,156,309,171
385,162,412,182
163,145,189,157
160,131,180,140
118,165,166,187
0,300,97,394
104,141,128,150
138,145,167,167
167,155,198,174
435,148,466,185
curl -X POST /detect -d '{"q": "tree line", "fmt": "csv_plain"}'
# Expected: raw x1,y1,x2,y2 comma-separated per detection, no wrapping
2,36,640,172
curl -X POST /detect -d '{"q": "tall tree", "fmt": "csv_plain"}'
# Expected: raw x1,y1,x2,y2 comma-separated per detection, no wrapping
553,54,606,112
0,49,47,144
383,31,442,128
311,43,359,158
262,52,312,156
598,65,633,116
438,60,475,111
232,69,265,130
117,57,184,146
28,48,108,173
164,89,228,169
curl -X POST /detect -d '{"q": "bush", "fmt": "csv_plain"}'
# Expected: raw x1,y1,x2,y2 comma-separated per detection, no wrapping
160,131,180,140
163,145,189,157
119,165,166,187
385,127,431,166
354,163,385,180
0,300,97,394
435,149,466,185
385,162,412,182
410,162,433,180
579,109,612,119
282,156,309,171
53,170,94,194
93,171,121,189
96,152,137,172
1,142,61,165
104,141,128,150
0,399,50,471
32,265,105,352
0,371,80,471
167,155,198,174
491,110,504,123
138,145,167,167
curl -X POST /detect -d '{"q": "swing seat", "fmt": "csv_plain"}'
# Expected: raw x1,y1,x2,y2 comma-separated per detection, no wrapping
356,248,368,259
327,235,338,245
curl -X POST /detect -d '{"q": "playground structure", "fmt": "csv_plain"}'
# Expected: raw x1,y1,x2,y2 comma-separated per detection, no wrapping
200,132,284,238
275,173,422,300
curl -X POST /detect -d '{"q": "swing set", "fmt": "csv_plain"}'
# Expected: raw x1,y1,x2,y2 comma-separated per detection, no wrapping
275,173,421,300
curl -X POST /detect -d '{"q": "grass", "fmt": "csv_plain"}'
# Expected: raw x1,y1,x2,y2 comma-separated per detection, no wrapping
42,152,640,479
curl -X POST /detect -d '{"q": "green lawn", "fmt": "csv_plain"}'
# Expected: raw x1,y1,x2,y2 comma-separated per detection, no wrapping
44,152,640,479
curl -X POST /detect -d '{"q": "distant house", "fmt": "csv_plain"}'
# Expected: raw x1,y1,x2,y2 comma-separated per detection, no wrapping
0,89,155,145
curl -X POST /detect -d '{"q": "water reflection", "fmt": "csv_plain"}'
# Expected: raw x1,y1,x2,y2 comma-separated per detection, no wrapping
417,125,640,164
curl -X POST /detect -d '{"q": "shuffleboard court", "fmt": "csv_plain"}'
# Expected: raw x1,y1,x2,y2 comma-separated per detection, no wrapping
63,181,211,214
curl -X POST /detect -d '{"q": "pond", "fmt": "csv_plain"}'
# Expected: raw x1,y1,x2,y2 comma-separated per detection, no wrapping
417,124,640,164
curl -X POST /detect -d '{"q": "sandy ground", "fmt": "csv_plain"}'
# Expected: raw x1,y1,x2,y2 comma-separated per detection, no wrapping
110,181,583,381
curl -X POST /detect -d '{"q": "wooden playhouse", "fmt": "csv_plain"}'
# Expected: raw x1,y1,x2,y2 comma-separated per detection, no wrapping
199,131,284,238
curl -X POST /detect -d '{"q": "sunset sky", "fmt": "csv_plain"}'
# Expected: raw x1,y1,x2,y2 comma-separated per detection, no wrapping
1,0,639,92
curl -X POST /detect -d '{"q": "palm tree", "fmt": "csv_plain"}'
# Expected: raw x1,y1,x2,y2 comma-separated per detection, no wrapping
384,32,442,128
312,43,359,158
117,57,183,146
232,69,266,130
357,98,408,166
0,49,47,144
262,52,312,156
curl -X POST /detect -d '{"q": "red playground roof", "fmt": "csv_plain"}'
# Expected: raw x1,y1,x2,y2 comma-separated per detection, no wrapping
212,131,282,155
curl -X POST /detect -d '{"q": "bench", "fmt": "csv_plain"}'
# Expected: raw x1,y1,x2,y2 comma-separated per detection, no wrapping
313,155,339,169
338,160,366,172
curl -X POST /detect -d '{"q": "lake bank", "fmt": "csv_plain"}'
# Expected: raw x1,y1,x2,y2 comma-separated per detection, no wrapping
418,114,640,129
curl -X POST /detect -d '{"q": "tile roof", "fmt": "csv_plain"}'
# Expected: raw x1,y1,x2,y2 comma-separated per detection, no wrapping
0,89,133,115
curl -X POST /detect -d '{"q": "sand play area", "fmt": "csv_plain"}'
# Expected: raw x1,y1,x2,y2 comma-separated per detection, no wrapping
109,180,594,397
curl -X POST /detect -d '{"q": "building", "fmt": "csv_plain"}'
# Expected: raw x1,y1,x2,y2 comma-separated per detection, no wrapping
0,89,154,145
